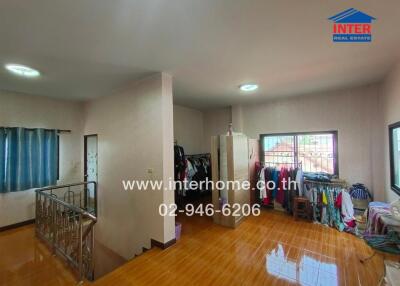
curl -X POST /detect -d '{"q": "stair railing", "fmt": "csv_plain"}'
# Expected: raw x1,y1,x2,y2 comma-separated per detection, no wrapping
35,181,97,282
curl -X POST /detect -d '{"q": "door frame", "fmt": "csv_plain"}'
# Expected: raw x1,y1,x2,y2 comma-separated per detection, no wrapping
84,134,98,210
84,134,98,182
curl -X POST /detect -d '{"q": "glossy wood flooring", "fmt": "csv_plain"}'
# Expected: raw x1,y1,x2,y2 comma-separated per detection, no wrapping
1,211,399,285
93,210,399,286
0,225,77,286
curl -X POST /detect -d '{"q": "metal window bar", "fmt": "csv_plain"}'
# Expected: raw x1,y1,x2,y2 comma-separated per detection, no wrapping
261,132,337,175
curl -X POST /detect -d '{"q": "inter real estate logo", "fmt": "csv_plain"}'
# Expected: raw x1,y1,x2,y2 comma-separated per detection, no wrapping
328,8,376,42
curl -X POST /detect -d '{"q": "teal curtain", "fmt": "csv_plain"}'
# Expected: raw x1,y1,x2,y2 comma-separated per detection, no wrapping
1,127,58,193
0,129,6,192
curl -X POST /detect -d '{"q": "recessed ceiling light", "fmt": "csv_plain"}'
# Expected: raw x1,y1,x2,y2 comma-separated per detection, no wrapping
5,64,40,77
239,83,258,92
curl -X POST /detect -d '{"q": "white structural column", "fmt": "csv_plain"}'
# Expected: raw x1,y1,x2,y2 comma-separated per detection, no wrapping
161,73,175,243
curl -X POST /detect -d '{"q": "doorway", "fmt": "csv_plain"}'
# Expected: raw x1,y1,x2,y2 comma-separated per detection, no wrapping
84,134,98,212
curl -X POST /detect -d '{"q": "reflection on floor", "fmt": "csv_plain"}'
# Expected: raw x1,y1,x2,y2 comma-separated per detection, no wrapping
266,243,338,285
0,225,76,286
93,210,399,285
1,211,399,285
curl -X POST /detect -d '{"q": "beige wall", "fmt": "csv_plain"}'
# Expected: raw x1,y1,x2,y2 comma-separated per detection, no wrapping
173,105,205,154
84,73,175,261
173,105,231,154
382,64,400,202
203,107,232,152
0,91,84,227
232,84,383,198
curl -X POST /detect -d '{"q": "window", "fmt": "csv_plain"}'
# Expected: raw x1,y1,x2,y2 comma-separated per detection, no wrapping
389,122,400,195
0,127,59,193
261,131,338,175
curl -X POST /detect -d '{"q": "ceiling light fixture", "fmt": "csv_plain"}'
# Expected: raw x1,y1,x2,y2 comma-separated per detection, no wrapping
239,83,258,92
5,64,40,77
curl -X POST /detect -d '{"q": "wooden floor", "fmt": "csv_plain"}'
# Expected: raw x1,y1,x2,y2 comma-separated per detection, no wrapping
1,210,399,285
94,210,399,286
0,225,77,286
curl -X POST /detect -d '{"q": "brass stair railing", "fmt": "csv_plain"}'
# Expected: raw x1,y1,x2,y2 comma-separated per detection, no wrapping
35,181,97,282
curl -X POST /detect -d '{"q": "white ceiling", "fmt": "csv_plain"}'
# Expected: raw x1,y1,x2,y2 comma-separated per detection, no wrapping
1,0,400,109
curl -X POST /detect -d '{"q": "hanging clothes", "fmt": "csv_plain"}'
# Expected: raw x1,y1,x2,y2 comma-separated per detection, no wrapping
257,167,277,197
341,190,355,224
174,144,185,181
186,159,197,182
259,166,267,199
322,192,328,205
305,182,347,232
256,164,303,212
276,167,288,205
296,169,304,196
183,154,212,196
271,169,279,199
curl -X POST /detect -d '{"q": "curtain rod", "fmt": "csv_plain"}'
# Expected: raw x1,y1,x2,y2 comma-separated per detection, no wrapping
0,127,71,133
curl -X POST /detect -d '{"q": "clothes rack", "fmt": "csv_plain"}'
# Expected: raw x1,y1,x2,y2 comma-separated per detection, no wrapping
304,179,354,232
185,153,211,158
304,179,348,188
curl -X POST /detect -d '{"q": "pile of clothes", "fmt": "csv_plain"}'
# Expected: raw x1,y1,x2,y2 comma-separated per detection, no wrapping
349,183,372,211
303,172,336,183
363,201,400,254
349,183,373,201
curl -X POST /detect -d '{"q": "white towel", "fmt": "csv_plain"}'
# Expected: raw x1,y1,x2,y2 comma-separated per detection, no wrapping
259,167,267,199
341,190,354,223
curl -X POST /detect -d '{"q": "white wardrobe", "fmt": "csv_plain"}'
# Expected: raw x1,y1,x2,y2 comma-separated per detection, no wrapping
211,134,250,228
